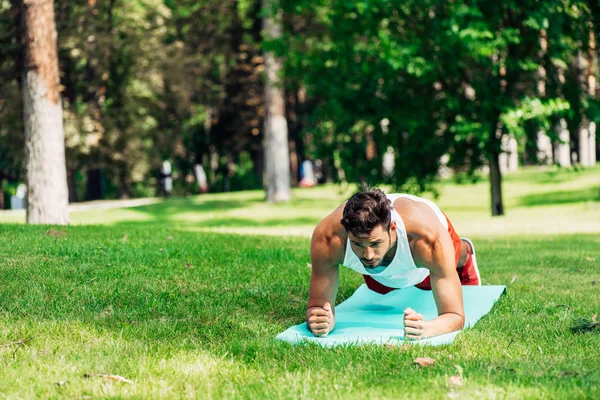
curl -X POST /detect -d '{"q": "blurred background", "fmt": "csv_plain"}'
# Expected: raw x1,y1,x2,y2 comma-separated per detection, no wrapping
0,0,598,221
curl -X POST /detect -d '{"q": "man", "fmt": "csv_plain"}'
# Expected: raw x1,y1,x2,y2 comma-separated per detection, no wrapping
306,186,480,340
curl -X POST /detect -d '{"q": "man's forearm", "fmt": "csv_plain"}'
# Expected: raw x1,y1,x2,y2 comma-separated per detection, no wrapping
423,313,464,338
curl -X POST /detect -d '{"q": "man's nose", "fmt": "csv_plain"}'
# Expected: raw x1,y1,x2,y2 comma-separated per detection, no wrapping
364,247,374,259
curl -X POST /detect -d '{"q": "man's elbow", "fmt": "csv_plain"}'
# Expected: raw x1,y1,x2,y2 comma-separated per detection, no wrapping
443,312,465,330
456,313,465,330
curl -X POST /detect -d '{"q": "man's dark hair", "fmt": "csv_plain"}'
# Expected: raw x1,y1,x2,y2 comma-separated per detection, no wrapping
341,186,392,236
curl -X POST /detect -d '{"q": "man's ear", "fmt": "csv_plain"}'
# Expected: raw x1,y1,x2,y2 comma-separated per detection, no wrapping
390,221,397,233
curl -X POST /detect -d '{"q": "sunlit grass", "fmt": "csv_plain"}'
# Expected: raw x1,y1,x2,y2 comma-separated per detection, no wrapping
0,165,599,398
4,164,598,237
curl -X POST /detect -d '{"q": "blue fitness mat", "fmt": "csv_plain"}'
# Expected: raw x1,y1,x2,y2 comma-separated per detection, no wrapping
276,284,506,347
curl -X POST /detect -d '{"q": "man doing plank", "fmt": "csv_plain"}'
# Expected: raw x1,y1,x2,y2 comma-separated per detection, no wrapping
306,186,480,339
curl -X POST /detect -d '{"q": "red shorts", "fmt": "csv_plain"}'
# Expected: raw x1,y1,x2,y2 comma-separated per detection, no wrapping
363,212,462,294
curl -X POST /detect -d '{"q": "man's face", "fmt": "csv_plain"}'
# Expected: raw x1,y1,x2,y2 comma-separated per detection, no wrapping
348,222,396,268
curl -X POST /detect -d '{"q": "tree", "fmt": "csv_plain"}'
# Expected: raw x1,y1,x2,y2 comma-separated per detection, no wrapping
262,0,291,202
280,0,583,216
12,0,68,224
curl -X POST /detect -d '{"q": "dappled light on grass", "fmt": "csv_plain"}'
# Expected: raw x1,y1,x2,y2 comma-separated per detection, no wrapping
2,166,598,238
0,167,598,397
0,223,598,397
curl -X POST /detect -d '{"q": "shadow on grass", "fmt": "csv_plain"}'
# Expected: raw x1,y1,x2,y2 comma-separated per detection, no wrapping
518,187,600,207
196,217,319,228
503,165,599,185
104,195,330,230
124,197,264,218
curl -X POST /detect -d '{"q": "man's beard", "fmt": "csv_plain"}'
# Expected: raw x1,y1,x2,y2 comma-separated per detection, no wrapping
363,231,396,268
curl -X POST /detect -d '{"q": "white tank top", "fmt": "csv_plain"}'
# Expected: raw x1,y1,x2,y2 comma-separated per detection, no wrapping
340,193,448,289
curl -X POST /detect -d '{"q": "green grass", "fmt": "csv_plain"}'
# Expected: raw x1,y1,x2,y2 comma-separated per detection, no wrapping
0,165,599,398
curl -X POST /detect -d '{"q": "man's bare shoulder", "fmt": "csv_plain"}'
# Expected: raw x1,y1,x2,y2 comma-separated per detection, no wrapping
311,202,348,265
312,202,348,247
392,196,421,218
392,197,440,238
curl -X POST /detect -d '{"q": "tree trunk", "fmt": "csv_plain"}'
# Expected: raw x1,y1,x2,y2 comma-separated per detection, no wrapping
16,0,69,224
287,90,304,186
0,172,4,210
489,150,504,216
555,119,571,167
488,117,504,216
262,0,291,202
581,30,597,166
118,162,130,199
67,169,78,203
289,139,299,186
86,168,103,201
579,120,592,166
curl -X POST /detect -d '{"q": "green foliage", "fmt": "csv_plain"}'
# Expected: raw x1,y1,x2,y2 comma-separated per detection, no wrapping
280,0,598,199
501,98,571,138
1,0,599,212
0,0,266,200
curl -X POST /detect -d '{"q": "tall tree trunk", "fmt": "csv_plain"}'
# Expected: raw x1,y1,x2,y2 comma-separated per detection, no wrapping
67,169,77,203
289,139,299,186
489,150,504,216
118,162,130,199
15,0,68,224
262,0,291,202
490,152,504,217
582,29,597,166
0,172,4,210
489,120,504,216
575,36,597,167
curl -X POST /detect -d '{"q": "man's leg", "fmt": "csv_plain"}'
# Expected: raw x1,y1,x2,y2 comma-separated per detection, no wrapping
458,238,481,285
415,213,481,290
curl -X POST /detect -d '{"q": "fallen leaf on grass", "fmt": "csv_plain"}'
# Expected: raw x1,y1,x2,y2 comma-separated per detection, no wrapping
586,257,596,262
167,235,173,240
55,380,68,387
46,229,65,238
448,375,463,386
122,235,128,243
593,313,598,323
414,357,436,367
510,275,517,284
385,343,410,350
185,263,195,269
84,373,133,383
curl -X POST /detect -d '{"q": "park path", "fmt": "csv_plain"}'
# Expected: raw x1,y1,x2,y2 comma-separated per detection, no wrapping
0,197,160,218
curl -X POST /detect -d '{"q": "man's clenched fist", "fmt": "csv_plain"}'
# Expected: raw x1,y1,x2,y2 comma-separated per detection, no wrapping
404,307,426,340
306,302,335,337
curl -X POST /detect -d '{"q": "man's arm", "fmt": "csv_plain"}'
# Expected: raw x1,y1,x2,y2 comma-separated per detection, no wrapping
306,207,346,337
395,199,465,339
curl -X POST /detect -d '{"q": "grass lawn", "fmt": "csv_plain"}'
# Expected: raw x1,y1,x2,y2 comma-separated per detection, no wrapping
0,166,599,398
